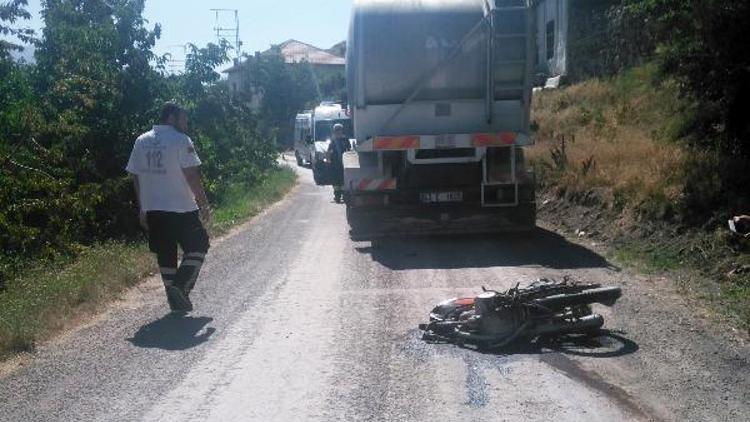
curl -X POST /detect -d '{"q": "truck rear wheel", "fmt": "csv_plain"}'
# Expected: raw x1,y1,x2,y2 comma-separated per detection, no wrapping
511,202,537,232
346,206,378,240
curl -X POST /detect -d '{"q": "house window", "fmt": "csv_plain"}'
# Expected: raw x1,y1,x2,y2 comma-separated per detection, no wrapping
546,20,555,60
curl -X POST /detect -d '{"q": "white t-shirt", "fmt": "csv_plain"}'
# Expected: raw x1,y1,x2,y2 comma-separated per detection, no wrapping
126,125,202,213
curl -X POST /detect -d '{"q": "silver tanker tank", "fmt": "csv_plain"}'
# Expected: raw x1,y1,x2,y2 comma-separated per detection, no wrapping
347,0,532,142
343,0,537,238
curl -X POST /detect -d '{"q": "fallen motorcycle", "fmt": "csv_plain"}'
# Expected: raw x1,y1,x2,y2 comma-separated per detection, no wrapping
419,278,622,349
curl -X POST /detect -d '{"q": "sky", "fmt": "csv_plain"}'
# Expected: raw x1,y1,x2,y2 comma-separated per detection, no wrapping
11,0,353,70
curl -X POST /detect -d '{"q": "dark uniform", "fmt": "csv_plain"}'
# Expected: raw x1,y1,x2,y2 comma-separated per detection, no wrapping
328,135,351,202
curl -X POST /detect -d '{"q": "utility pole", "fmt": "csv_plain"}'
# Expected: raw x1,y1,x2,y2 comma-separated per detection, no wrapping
165,44,188,75
210,8,243,60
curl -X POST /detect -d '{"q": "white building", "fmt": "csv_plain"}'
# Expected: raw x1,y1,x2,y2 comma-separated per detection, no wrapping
532,0,618,83
222,39,345,108
533,0,569,79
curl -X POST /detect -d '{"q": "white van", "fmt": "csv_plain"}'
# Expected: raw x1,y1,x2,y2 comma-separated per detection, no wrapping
310,103,352,185
293,112,313,166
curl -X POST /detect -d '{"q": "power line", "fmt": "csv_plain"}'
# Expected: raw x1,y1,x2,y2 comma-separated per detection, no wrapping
164,44,188,75
210,8,243,59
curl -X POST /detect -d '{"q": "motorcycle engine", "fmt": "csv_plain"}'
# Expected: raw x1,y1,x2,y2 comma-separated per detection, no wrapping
474,291,520,337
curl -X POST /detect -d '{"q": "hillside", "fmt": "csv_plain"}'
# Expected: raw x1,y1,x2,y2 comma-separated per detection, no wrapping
530,65,750,333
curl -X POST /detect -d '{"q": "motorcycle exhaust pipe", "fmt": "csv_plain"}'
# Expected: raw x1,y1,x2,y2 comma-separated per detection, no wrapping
531,314,604,336
533,286,622,310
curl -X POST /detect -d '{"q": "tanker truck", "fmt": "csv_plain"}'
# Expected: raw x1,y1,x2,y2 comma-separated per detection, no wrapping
344,0,536,237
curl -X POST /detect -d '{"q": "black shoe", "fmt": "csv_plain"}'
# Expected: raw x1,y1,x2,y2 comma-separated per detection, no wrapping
166,285,193,312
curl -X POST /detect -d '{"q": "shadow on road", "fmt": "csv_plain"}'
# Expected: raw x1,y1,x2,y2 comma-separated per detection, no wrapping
127,314,216,351
498,330,640,359
535,331,649,420
356,228,615,270
421,329,639,359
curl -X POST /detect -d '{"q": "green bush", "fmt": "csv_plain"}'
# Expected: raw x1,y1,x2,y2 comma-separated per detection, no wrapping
612,0,750,157
0,0,312,287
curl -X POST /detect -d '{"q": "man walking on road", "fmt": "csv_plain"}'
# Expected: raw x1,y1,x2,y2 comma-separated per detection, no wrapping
126,102,211,313
327,123,351,203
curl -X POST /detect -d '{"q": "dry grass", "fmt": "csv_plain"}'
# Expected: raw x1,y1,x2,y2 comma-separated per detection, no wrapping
0,243,155,355
530,65,750,332
529,65,691,213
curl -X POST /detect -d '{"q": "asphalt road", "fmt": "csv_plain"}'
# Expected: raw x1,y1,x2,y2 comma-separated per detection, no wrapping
1,156,748,421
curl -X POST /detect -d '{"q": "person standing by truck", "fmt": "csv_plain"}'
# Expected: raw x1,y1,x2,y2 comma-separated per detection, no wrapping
327,123,351,203
126,102,211,313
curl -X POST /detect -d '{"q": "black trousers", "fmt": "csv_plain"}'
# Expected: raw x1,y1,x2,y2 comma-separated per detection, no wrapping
147,211,210,293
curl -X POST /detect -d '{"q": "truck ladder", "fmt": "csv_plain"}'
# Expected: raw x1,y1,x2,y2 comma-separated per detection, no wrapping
482,0,532,208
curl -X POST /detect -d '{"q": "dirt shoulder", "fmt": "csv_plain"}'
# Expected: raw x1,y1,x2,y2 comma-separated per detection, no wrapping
528,66,750,338
536,201,750,421
537,192,749,338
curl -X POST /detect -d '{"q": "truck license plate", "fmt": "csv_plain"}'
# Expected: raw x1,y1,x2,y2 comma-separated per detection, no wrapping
435,134,456,149
420,191,463,203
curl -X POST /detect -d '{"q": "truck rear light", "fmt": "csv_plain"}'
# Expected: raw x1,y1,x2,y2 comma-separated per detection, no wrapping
374,136,420,150
356,178,397,191
472,132,516,147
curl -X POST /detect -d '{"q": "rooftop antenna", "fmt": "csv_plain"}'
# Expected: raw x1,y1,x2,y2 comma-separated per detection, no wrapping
210,8,243,60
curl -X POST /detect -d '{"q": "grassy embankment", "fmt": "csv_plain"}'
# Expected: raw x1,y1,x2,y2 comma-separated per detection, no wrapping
0,166,296,357
529,64,750,332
